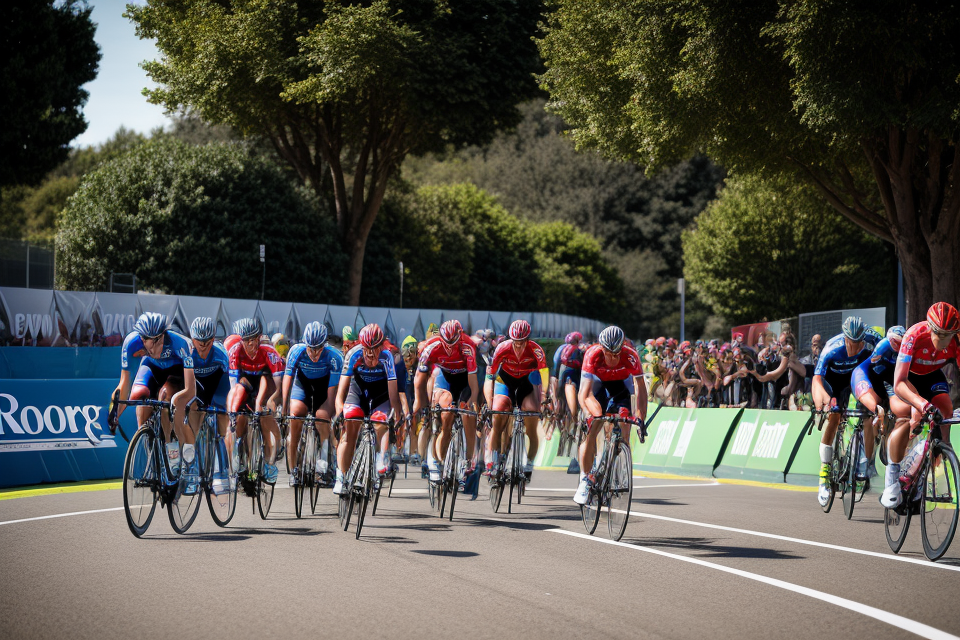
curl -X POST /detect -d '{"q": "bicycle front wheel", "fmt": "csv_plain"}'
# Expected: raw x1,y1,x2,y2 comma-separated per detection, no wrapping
206,433,236,527
256,433,274,519
123,428,159,538
920,444,960,561
607,443,633,541
581,484,602,535
169,448,203,534
843,430,863,520
885,504,912,554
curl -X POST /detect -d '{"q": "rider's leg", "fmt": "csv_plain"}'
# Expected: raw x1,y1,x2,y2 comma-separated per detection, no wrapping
521,392,540,463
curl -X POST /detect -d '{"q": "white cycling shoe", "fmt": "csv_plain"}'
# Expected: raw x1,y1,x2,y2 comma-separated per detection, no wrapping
573,478,590,505
817,483,831,507
880,482,902,508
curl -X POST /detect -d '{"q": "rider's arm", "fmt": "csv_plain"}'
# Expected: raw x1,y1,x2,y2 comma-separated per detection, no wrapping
467,371,479,407
413,369,428,416
335,374,349,416
253,374,270,412
281,373,293,416
113,369,133,416
634,374,648,422
578,377,602,418
811,374,831,410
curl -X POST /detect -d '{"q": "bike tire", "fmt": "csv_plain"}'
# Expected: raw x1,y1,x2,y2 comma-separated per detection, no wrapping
355,493,369,539
843,430,863,520
256,432,274,520
490,480,504,514
309,436,324,515
607,442,633,541
206,429,237,527
885,504,912,554
581,484,602,535
920,444,960,561
372,480,382,516
123,428,159,538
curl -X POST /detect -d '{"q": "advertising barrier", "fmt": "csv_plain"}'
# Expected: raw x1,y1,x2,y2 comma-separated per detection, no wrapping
714,409,813,483
0,379,135,488
632,407,742,476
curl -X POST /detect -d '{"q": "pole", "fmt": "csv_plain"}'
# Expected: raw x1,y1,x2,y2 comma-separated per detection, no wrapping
25,243,30,288
897,261,906,326
399,261,404,308
260,244,266,300
678,278,686,342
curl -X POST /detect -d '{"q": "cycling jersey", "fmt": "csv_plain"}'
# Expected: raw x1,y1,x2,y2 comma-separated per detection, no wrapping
342,345,397,384
342,345,396,418
813,329,882,377
487,339,547,382
191,342,230,408
418,337,478,375
852,338,898,402
285,344,343,383
897,321,960,375
229,342,284,382
121,330,194,371
581,344,642,412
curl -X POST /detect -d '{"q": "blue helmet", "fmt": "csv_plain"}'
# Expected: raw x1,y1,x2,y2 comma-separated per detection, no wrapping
190,317,215,341
841,316,866,341
302,322,328,348
134,312,167,339
234,317,262,340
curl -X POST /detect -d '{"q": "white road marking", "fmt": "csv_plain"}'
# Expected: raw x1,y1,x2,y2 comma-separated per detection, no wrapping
528,482,720,492
551,529,959,640
0,507,125,527
621,508,960,573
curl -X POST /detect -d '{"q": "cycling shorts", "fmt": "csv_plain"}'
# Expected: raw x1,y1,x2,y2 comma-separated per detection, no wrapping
291,372,331,412
593,380,633,413
133,361,184,397
559,364,581,388
196,370,229,409
434,369,472,405
852,365,892,403
494,371,538,406
344,379,390,419
819,369,852,407
906,369,950,401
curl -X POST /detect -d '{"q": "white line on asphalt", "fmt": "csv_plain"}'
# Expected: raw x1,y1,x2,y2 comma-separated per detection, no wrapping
528,483,720,492
621,508,960,573
550,529,959,640
0,507,125,527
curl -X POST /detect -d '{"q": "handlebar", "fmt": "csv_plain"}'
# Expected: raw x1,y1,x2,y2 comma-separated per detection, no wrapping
433,405,478,417
484,409,542,418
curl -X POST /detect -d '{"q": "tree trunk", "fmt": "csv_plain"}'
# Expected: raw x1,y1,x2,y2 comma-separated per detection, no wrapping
345,233,368,307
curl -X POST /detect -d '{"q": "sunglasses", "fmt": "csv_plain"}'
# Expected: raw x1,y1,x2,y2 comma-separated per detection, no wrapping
929,322,959,339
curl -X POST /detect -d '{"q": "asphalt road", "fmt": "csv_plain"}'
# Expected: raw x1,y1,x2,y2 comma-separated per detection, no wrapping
2,468,959,640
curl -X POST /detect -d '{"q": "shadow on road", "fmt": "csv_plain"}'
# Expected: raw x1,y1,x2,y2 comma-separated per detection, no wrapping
624,535,803,560
632,498,688,507
410,549,479,558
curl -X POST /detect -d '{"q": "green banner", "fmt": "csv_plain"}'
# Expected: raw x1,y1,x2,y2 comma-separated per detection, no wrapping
714,410,812,483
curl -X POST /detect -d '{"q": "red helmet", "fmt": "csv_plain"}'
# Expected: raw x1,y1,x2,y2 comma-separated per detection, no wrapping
358,323,385,348
927,302,960,333
508,320,531,340
439,320,463,344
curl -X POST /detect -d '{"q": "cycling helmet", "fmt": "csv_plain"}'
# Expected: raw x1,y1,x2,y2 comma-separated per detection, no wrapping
342,325,357,342
135,312,167,339
655,337,666,347
302,322,328,348
235,317,262,340
598,325,625,353
401,335,418,354
439,320,463,345
189,316,215,341
886,325,906,349
358,323,384,349
678,340,690,352
841,316,866,341
569,331,583,344
508,320,531,341
927,302,960,333
666,337,678,348
426,323,439,336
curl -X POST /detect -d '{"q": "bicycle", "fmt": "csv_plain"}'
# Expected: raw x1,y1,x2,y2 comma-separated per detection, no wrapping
184,401,237,527
580,413,646,541
884,412,960,560
372,417,405,516
486,407,541,514
110,397,199,537
566,410,589,475
338,411,394,539
809,406,870,517
281,413,331,518
232,408,275,520
430,405,477,521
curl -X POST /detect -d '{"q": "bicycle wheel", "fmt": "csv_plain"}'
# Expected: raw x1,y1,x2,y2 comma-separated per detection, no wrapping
489,470,504,514
355,447,373,539
885,504,912,554
168,448,203,534
255,432,274,519
843,430,863,520
309,437,324,515
581,482,602,535
207,435,236,527
123,428,159,538
821,431,842,514
447,429,464,521
607,442,633,541
920,444,960,561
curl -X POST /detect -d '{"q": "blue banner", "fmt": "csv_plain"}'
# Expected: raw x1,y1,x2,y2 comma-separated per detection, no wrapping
0,379,134,488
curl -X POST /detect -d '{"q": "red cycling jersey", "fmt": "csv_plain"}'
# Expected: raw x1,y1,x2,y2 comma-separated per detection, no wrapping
228,342,284,380
418,336,478,375
582,344,642,382
897,321,960,376
560,343,584,369
487,339,547,380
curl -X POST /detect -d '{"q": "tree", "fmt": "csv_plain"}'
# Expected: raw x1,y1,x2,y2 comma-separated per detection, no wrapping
56,139,346,301
684,174,896,324
1,0,100,187
128,0,544,304
538,0,960,321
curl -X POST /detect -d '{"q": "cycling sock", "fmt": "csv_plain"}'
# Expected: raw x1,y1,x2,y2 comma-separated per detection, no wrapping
182,443,196,464
819,443,833,464
885,463,900,488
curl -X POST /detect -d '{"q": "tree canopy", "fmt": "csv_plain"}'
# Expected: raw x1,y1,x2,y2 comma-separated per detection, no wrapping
128,0,544,304
683,174,896,324
538,0,960,321
1,0,100,188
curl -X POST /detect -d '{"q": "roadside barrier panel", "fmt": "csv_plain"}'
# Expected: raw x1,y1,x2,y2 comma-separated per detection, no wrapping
714,410,813,483
632,406,689,472
631,407,741,476
0,379,134,488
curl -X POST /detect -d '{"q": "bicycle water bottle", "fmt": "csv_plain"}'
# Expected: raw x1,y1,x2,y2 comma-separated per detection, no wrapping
899,440,925,488
166,442,181,474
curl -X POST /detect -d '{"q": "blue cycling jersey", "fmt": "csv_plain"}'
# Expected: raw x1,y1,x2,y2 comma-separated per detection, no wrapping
342,345,396,384
553,346,564,377
863,337,898,377
814,329,881,376
191,341,229,379
284,344,343,385
121,331,194,371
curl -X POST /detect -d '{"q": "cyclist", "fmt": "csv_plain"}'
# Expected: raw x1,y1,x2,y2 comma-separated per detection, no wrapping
400,336,420,461
111,312,194,475
852,325,906,471
574,325,648,504
812,316,882,507
342,326,358,353
271,333,291,360
551,331,584,440
881,302,959,508
483,320,548,478
334,324,403,494
173,317,231,492
413,320,479,481
227,317,284,484
281,322,342,487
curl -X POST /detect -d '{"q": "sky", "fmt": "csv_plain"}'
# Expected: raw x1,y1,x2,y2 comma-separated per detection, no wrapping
74,0,172,148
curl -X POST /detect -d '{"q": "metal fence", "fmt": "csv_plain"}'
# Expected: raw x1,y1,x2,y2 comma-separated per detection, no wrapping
0,239,54,289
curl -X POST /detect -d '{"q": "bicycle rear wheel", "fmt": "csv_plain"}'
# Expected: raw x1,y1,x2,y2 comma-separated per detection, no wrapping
885,504,912,554
920,444,960,561
169,445,203,534
255,431,274,519
581,484,602,535
355,452,373,539
309,436,323,515
207,435,237,527
489,473,504,514
843,430,863,520
123,428,159,538
607,442,633,541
